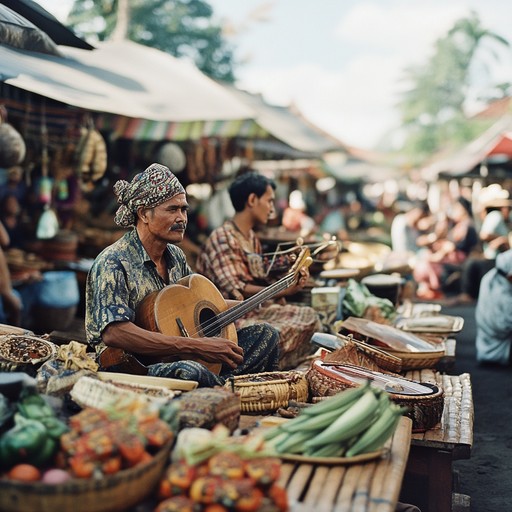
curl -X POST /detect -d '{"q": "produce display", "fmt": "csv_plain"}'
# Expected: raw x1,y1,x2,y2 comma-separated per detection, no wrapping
58,402,173,479
0,380,175,483
263,383,408,458
156,425,289,512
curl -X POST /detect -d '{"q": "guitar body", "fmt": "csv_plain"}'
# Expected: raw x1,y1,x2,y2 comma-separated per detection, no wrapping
136,274,238,375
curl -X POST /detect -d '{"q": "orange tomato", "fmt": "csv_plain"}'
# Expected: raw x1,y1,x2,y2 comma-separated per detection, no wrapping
69,455,95,478
204,505,229,512
208,452,245,479
245,457,281,485
167,462,197,490
102,456,122,475
268,484,289,512
189,476,222,504
118,435,146,466
7,464,42,482
155,496,196,512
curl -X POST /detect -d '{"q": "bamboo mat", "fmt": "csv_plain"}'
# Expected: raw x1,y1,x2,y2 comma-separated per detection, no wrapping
278,416,412,512
405,369,473,450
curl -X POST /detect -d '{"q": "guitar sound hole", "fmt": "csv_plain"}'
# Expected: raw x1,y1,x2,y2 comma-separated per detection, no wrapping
199,308,221,337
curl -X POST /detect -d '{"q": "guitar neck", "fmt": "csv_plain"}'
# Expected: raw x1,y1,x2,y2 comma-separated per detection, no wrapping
213,273,296,331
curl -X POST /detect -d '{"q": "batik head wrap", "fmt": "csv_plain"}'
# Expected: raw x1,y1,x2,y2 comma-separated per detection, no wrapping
113,163,185,227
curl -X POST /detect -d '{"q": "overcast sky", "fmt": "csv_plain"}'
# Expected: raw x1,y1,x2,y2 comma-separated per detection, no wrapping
39,0,512,149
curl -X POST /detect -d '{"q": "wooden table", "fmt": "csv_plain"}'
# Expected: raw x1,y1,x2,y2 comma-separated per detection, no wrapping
400,370,473,512
277,416,412,512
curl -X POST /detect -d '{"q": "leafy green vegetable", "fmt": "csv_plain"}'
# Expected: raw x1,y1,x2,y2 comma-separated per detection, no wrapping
342,279,396,321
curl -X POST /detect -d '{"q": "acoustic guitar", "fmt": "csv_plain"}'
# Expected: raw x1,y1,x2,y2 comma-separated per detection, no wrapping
99,247,313,375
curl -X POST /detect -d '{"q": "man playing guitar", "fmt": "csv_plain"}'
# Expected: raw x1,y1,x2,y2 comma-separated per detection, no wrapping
85,163,281,387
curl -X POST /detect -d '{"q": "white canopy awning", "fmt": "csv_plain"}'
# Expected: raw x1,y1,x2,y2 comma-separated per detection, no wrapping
1,40,256,123
222,85,345,155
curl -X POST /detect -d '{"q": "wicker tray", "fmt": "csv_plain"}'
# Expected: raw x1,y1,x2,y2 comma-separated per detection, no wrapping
0,441,172,512
383,348,445,371
225,371,309,413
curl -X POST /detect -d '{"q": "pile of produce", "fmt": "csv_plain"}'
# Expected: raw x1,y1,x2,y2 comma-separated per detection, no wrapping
263,383,407,458
156,425,289,512
58,402,174,479
0,375,175,483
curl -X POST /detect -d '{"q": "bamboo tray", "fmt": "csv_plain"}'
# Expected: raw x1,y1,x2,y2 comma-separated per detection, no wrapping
97,371,198,391
279,448,385,465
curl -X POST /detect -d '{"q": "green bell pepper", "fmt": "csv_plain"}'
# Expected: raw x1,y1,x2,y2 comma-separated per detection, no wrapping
0,413,49,468
17,391,55,421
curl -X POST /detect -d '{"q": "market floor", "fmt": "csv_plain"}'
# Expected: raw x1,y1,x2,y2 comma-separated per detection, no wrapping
429,303,511,512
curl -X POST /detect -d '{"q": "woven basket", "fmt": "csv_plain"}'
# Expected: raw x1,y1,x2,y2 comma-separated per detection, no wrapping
391,383,444,432
306,360,444,432
383,349,445,371
0,441,172,512
225,371,309,413
0,335,57,375
70,375,177,410
0,323,32,336
177,387,241,433
337,335,403,373
307,360,356,398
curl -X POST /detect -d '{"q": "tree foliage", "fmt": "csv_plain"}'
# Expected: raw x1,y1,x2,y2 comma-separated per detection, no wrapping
66,0,237,82
397,11,511,163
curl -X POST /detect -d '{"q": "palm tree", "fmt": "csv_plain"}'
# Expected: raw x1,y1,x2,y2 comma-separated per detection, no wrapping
448,10,510,70
396,11,511,162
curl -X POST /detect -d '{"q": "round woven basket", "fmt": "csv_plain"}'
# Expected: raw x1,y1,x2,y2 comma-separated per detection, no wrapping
0,442,172,512
307,361,356,398
225,371,309,413
0,335,57,375
306,361,444,432
389,383,444,432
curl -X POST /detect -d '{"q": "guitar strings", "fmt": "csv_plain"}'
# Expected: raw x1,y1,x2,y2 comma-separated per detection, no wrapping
184,273,295,338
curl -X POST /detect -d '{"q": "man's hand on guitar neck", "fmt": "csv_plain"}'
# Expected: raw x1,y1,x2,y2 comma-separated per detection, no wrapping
283,266,310,297
102,321,244,370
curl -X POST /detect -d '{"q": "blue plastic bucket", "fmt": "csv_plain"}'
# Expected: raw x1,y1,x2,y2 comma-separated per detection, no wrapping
35,271,80,308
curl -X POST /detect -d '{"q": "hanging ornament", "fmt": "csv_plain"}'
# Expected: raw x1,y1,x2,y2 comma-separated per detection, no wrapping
0,106,26,168
156,142,186,173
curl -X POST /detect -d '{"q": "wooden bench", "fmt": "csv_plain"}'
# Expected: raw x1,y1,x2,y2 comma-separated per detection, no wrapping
277,416,412,512
400,370,473,512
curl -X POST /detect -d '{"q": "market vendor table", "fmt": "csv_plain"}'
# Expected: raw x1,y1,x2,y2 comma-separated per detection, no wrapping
277,416,412,512
400,370,473,512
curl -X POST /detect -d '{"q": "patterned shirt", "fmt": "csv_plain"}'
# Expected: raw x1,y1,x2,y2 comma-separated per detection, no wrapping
196,220,262,300
85,229,192,351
